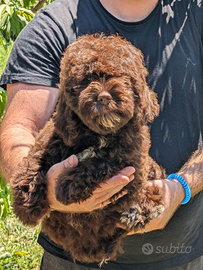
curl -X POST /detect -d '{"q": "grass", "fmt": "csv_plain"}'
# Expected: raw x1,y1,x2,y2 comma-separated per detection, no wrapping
0,212,43,270
0,179,43,269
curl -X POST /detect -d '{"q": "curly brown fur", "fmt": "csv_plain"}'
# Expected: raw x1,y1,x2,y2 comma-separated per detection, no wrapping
11,34,166,265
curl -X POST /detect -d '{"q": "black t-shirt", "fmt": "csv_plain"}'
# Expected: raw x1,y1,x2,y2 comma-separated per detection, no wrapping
1,0,203,269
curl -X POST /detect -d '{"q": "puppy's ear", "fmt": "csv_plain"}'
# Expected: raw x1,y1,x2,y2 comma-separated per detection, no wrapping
53,92,70,142
54,88,88,147
53,91,77,146
127,45,160,125
142,84,160,123
134,83,160,125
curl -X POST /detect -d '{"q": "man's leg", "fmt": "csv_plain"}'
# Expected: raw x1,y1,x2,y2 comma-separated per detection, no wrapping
168,255,203,270
40,250,99,270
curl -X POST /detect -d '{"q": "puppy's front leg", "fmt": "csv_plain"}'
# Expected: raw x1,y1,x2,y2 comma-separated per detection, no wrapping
55,157,110,205
11,157,49,226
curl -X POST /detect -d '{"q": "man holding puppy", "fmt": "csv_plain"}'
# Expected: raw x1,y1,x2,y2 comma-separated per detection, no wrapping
0,0,203,269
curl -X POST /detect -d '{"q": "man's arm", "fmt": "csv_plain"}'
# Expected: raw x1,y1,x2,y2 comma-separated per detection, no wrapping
178,147,203,197
0,82,59,181
0,82,135,213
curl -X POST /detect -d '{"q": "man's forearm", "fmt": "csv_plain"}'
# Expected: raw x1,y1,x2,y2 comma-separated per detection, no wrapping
0,83,59,183
178,146,203,197
0,125,35,182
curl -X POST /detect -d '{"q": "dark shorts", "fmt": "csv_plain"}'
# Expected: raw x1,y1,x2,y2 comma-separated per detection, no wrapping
40,250,99,270
40,250,203,270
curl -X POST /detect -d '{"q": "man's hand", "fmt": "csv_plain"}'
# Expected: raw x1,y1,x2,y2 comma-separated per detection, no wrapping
46,155,135,213
127,178,185,235
127,145,203,234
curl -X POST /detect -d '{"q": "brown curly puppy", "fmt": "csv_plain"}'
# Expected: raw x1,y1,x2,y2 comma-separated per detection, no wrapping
11,34,166,265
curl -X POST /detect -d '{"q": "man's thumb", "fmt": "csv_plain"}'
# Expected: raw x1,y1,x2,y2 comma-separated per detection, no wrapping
64,154,78,169
47,155,78,178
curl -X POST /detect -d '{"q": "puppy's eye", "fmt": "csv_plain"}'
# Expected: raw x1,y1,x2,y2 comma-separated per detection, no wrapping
71,86,83,92
70,82,90,93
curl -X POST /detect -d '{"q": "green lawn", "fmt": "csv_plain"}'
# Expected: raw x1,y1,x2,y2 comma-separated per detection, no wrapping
0,212,43,270
0,178,43,270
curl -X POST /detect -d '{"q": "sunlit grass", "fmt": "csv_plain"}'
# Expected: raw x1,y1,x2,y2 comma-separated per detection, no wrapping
0,178,43,270
0,210,43,269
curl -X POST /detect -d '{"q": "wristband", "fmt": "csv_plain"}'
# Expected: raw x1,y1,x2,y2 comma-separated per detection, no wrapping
167,173,191,204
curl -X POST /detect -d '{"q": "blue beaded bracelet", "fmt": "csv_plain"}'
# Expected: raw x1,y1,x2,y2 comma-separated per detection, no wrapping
167,173,191,205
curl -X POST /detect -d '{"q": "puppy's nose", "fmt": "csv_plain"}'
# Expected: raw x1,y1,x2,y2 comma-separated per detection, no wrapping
97,91,112,105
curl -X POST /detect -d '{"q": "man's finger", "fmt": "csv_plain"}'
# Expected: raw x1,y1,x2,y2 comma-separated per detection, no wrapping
94,167,135,193
94,187,128,206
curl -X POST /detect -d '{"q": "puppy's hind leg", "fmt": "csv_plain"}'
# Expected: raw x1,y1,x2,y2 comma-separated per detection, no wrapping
120,187,164,230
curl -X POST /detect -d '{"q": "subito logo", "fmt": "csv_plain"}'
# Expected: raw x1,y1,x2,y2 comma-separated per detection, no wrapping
142,243,154,255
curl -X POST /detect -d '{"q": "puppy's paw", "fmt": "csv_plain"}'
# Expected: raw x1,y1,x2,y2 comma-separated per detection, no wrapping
13,200,49,226
11,171,49,226
55,176,76,205
120,203,164,229
120,204,144,229
55,167,95,205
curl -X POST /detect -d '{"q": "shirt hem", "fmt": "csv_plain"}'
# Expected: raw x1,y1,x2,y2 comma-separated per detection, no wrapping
0,75,59,89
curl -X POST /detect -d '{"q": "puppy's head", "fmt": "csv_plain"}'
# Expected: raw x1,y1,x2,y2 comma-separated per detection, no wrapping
58,34,159,135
